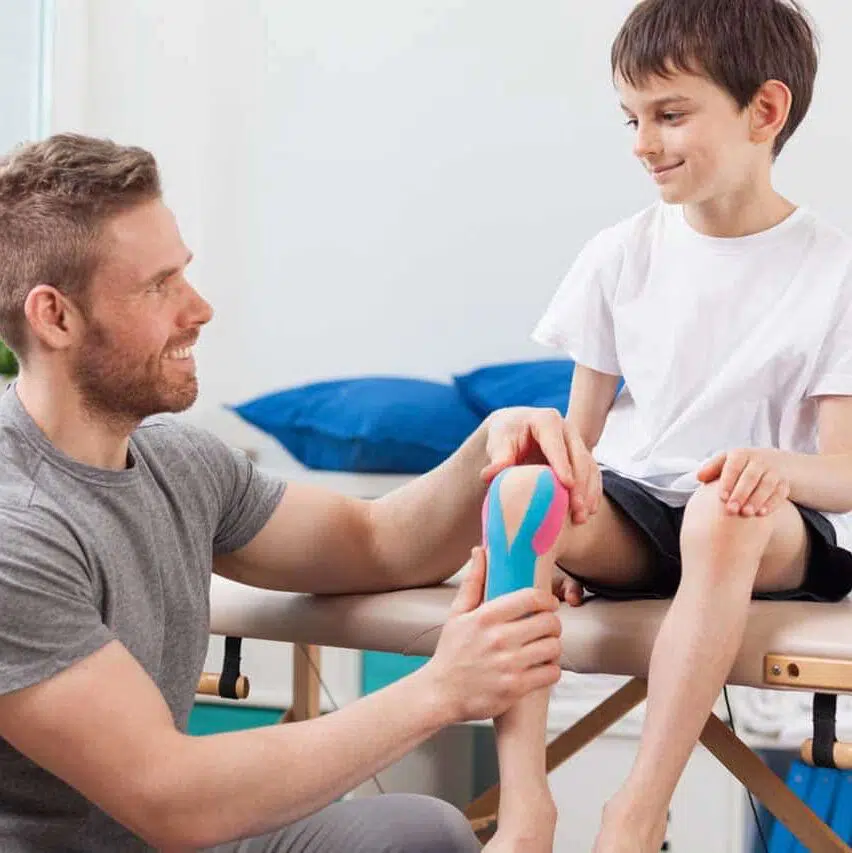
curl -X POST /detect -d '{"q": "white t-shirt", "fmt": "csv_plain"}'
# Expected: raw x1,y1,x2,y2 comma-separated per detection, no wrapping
533,202,852,549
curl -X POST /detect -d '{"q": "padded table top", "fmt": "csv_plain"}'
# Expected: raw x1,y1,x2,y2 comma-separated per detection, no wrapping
210,575,852,690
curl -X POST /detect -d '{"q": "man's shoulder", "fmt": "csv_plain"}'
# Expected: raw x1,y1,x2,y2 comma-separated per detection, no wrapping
131,413,246,494
133,414,230,461
0,414,46,512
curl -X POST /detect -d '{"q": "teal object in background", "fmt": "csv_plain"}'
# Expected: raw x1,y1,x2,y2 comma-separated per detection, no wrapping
188,703,283,735
362,650,429,694
188,651,430,736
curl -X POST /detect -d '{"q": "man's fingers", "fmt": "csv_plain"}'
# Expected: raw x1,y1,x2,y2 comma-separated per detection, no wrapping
565,430,588,501
518,663,562,694
477,586,559,624
480,443,516,483
518,637,563,668
527,412,573,487
450,548,486,614
503,610,562,646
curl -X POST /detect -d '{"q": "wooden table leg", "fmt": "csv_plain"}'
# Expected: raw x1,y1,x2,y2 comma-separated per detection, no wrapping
281,643,322,723
700,712,851,853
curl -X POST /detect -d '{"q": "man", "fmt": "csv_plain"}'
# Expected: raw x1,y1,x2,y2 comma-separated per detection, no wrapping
0,134,575,852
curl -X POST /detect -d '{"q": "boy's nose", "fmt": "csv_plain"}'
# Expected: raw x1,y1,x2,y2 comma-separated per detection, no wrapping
633,125,662,160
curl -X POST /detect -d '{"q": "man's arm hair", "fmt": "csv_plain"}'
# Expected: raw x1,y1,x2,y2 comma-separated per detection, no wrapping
0,641,450,850
215,422,492,593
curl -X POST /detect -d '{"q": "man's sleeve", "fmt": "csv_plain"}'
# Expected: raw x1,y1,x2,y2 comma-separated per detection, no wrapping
0,508,114,696
173,422,287,556
532,227,624,376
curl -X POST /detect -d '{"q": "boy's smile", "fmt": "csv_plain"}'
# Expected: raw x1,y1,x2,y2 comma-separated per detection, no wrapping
616,69,758,207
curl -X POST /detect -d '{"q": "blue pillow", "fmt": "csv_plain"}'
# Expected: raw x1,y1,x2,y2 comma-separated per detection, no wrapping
231,377,483,474
453,359,576,417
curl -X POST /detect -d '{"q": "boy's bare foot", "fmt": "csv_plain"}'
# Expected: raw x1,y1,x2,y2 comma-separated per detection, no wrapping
592,796,667,853
483,823,556,853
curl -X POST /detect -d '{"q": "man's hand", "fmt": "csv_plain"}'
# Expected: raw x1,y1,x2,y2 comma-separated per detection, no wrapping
480,406,602,524
697,448,790,517
423,547,562,723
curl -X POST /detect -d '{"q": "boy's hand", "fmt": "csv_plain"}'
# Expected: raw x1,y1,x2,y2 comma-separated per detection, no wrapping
697,449,790,517
553,567,585,607
424,547,563,724
480,407,601,524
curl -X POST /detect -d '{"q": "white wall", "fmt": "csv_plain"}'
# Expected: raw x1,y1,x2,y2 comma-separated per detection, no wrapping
0,0,48,154
47,0,852,459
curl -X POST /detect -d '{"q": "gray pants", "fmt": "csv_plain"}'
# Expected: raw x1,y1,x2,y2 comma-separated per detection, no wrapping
206,793,481,853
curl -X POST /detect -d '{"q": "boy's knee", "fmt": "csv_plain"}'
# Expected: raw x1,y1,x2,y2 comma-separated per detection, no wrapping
489,465,551,511
681,482,773,573
484,465,570,567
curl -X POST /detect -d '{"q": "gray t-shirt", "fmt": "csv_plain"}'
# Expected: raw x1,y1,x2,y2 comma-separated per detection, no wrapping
0,387,285,851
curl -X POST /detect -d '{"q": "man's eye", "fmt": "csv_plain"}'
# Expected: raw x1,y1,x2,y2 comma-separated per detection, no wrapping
624,118,638,130
662,112,684,122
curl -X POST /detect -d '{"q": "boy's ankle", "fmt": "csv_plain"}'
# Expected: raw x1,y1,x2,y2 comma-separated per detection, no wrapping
497,785,557,830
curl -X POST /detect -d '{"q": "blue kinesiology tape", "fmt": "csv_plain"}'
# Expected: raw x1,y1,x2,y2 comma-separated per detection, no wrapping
484,468,558,601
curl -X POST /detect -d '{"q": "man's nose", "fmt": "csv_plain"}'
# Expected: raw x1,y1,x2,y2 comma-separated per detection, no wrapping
182,281,214,327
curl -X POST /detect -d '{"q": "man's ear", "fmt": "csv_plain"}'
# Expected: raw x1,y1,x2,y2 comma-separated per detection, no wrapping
23,285,85,353
749,79,793,148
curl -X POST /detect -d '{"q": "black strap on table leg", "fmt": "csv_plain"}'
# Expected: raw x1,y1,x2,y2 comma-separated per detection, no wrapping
812,692,838,769
219,636,243,699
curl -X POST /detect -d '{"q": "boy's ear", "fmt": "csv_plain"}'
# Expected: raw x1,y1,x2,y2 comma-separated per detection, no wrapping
749,80,793,147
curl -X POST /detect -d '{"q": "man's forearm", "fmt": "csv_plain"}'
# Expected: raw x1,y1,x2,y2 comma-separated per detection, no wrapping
367,422,491,586
772,449,852,513
151,667,451,850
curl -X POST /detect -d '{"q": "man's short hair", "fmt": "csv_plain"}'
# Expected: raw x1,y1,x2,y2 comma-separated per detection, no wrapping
611,0,818,158
0,134,161,357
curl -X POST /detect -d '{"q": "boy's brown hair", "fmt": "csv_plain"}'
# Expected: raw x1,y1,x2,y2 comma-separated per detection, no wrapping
611,0,818,158
0,134,161,358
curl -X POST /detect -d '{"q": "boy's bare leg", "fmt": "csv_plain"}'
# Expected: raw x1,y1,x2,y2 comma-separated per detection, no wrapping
480,466,654,852
481,466,561,853
592,483,809,853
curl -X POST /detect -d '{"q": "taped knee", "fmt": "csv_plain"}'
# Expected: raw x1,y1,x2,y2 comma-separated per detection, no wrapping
482,467,569,601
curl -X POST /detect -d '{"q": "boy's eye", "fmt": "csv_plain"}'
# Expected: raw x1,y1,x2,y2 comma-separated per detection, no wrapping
661,112,684,122
624,117,638,130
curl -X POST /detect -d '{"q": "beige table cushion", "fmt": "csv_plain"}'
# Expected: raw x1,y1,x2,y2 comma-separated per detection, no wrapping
210,575,852,690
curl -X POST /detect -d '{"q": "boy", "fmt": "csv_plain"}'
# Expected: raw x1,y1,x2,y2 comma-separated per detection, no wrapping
496,1,852,851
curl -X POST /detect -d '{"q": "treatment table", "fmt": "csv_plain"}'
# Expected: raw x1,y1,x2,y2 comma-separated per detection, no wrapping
206,574,852,851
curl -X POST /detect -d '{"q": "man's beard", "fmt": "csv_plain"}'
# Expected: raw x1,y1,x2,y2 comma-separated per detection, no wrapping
73,319,198,425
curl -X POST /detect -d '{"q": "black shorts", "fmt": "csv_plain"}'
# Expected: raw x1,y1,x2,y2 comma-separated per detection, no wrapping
562,470,852,603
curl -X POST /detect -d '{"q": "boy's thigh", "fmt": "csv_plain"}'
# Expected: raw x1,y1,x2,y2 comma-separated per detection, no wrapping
756,502,852,602
556,471,852,603
205,793,479,853
553,471,661,594
750,499,809,594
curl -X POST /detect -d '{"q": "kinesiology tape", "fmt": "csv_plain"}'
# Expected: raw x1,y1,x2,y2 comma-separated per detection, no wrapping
482,467,569,601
